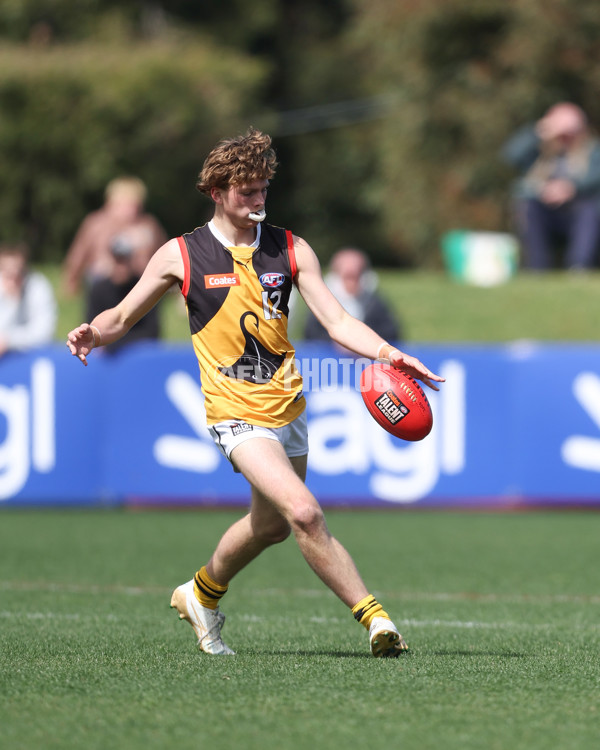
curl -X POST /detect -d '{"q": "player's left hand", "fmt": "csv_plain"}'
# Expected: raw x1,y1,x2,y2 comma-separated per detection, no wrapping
389,349,445,391
66,323,95,366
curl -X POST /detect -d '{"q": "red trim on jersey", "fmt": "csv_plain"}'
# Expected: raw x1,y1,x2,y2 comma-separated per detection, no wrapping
177,236,191,298
286,230,297,282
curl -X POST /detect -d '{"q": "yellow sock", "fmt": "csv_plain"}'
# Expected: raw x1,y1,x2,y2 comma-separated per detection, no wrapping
193,566,228,610
351,594,391,630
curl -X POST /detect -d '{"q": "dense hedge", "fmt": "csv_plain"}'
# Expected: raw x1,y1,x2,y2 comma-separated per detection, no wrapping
0,40,266,260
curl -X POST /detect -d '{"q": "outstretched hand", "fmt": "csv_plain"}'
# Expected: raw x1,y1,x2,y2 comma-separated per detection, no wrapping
389,349,445,391
66,323,95,366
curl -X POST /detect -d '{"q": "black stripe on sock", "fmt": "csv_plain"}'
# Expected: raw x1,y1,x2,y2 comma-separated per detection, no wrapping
194,572,225,600
353,598,379,622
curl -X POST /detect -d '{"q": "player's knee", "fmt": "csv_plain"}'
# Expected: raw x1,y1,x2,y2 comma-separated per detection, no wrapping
290,502,324,537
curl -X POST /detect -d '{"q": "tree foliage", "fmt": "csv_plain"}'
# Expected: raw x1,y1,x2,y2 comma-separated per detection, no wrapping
1,0,600,266
347,0,600,264
0,39,266,258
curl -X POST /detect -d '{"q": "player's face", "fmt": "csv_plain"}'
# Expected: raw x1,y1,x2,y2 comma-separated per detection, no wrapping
218,179,269,226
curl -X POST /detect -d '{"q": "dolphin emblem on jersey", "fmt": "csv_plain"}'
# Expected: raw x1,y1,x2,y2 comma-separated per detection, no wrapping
219,311,285,384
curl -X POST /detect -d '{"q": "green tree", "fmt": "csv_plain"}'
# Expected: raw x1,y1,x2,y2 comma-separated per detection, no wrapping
0,38,266,259
347,0,600,265
5,0,600,268
0,0,362,263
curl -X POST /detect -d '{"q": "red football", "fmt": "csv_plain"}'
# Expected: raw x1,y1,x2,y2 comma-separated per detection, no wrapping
360,363,433,441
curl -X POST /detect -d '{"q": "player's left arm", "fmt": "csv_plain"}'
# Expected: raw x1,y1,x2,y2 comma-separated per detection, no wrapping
294,236,444,390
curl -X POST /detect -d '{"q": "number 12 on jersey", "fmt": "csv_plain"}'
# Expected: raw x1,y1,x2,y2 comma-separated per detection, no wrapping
262,290,282,320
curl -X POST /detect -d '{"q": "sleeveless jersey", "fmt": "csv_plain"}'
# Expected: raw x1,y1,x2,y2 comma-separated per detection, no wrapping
177,223,305,427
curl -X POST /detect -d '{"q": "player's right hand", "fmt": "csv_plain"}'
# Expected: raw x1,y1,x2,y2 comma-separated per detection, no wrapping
66,323,94,366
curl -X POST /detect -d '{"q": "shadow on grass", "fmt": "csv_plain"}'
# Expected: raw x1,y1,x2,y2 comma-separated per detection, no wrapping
258,648,525,659
431,650,525,658
245,649,411,659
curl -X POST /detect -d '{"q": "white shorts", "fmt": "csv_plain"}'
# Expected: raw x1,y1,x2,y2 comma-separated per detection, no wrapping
208,411,308,469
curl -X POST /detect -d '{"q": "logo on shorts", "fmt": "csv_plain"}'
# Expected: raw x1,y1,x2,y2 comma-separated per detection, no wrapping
231,422,254,436
205,273,240,289
374,390,409,425
259,272,285,288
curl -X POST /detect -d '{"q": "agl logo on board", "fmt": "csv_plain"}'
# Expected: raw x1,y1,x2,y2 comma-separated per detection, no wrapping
0,358,55,499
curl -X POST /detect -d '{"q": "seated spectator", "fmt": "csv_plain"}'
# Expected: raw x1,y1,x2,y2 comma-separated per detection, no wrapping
502,102,600,270
303,247,401,343
86,226,161,354
62,176,166,295
0,242,57,356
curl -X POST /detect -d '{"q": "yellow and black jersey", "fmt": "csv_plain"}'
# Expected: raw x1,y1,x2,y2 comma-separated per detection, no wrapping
177,223,305,427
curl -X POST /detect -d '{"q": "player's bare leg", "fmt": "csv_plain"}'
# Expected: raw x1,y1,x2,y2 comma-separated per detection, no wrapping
170,452,298,655
229,439,408,654
204,456,303,583
227,438,370,607
173,439,407,655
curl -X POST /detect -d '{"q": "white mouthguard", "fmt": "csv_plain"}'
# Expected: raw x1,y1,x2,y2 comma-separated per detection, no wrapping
248,209,266,222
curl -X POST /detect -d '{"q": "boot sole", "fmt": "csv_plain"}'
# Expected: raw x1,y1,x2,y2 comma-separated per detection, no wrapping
371,628,408,658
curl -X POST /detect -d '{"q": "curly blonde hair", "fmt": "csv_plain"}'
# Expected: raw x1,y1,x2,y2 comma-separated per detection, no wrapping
196,128,278,195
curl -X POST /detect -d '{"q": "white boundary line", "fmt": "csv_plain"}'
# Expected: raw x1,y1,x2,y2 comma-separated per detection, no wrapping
1,580,599,605
1,610,598,632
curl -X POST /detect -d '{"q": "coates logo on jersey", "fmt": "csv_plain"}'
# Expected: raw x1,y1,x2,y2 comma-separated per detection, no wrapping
204,274,240,289
259,272,285,288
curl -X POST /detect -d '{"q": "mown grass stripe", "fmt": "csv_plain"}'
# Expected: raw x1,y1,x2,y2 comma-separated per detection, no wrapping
2,580,600,605
2,610,599,632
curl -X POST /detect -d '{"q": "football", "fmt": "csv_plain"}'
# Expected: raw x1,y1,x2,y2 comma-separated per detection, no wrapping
360,363,433,441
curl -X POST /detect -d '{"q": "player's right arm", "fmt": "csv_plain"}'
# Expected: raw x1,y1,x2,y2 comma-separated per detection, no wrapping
66,238,184,366
294,235,444,390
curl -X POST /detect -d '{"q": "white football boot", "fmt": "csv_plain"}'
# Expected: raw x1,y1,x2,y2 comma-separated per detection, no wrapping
170,580,235,655
369,616,408,658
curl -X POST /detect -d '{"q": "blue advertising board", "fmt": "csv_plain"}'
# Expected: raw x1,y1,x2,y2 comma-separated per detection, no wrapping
1,342,599,507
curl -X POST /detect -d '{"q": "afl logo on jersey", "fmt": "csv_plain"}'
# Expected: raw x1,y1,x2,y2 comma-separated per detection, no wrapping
260,272,285,288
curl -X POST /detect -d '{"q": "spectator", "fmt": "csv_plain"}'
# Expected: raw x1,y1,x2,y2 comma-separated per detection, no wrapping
62,176,166,295
303,247,401,342
0,242,57,356
502,102,600,270
86,226,161,354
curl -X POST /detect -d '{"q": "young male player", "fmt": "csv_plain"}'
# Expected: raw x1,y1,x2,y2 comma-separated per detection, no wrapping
67,129,444,657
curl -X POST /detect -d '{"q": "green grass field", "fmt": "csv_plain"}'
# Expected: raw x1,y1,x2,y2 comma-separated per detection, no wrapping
1,509,598,750
42,264,600,344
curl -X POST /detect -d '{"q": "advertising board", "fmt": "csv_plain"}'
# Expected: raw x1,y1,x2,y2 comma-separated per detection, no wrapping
1,342,599,506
